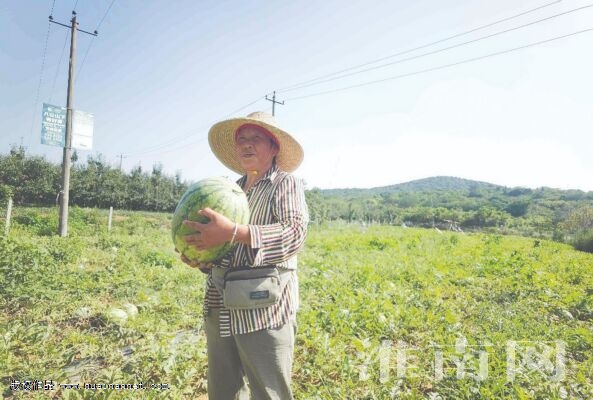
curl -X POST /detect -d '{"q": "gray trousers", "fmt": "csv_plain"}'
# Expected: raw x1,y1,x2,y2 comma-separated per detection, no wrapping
205,309,295,400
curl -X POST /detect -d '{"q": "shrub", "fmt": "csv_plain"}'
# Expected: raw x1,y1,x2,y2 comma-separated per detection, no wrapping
0,184,13,202
572,229,593,253
13,210,57,236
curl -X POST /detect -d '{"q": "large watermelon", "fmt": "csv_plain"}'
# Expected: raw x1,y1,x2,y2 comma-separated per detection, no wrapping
172,177,250,263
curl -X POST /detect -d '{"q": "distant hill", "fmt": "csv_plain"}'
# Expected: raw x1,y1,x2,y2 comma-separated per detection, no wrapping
320,176,504,197
306,175,593,242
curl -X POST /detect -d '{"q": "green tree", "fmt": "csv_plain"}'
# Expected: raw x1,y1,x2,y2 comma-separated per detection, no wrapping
505,200,529,217
305,188,328,224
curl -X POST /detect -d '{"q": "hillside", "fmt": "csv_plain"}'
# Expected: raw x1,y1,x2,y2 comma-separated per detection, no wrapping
306,176,593,251
374,175,504,192
319,175,593,196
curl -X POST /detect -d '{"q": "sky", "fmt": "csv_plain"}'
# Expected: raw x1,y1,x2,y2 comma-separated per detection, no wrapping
1,0,592,191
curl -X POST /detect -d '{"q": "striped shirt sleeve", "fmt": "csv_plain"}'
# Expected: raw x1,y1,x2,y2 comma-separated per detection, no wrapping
248,174,309,266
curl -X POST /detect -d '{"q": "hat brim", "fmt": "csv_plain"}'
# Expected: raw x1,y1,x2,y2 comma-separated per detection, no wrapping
208,117,303,174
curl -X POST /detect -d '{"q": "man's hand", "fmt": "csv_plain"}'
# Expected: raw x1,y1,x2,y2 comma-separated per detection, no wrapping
182,208,235,250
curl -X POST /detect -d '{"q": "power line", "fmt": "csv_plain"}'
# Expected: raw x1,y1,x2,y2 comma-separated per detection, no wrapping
280,3,592,94
49,30,70,102
75,0,116,83
28,0,57,144
124,130,210,158
123,96,266,157
278,0,562,93
284,28,593,102
220,96,266,119
96,0,116,33
127,136,210,158
75,37,95,82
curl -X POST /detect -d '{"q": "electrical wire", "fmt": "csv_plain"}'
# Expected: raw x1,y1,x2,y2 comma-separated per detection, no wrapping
278,0,562,92
49,31,70,103
96,0,116,33
75,0,116,83
28,0,57,144
123,128,211,157
122,96,266,157
127,136,210,158
284,28,593,102
281,4,592,94
75,38,95,83
219,96,266,119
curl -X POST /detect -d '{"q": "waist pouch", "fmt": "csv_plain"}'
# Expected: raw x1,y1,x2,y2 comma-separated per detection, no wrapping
212,266,292,310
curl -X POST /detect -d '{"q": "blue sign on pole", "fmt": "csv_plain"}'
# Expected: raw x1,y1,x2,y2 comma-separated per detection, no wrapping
41,103,67,147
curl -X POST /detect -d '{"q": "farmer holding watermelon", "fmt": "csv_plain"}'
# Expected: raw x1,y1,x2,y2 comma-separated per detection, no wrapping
180,111,309,399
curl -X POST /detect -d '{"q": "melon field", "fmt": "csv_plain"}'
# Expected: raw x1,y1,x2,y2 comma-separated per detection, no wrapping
1,207,592,399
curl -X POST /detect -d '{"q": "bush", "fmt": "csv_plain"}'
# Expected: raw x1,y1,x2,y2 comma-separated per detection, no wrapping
13,211,57,236
0,184,13,203
572,229,593,253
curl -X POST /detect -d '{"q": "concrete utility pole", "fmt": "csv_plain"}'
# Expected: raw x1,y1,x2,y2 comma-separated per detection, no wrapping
58,13,77,237
50,12,97,236
118,154,127,171
265,91,284,116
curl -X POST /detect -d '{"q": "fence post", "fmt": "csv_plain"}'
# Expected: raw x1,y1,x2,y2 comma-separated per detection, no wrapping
108,206,113,231
4,197,13,235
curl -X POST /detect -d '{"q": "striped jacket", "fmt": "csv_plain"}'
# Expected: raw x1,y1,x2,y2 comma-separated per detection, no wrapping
204,164,309,336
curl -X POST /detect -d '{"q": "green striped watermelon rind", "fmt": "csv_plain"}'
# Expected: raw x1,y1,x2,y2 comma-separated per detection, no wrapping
171,176,250,263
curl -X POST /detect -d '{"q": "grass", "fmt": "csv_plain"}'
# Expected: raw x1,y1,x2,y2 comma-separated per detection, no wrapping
1,207,592,399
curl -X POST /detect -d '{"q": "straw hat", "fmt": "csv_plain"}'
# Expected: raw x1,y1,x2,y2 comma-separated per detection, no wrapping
208,111,304,174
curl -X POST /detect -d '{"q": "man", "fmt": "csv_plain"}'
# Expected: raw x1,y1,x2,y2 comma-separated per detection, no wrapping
181,111,309,399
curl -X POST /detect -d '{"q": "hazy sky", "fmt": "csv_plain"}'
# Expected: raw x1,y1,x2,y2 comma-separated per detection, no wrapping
2,0,592,191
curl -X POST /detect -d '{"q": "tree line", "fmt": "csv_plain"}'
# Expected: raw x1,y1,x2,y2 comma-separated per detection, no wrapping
0,146,187,212
2,146,592,252
304,178,593,252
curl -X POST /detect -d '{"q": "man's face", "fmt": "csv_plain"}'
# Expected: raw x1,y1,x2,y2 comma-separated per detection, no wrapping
235,126,279,173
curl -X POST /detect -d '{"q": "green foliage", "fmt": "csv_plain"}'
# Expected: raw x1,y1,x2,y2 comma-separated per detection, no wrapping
294,223,593,399
0,148,189,212
505,200,529,217
572,229,593,253
3,148,592,246
1,207,206,399
304,177,593,246
562,205,593,253
0,146,60,205
141,250,176,269
13,209,57,236
2,209,593,398
0,184,13,202
563,205,593,233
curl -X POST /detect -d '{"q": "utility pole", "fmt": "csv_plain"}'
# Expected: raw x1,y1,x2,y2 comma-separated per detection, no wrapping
118,154,127,171
265,91,284,116
50,12,97,237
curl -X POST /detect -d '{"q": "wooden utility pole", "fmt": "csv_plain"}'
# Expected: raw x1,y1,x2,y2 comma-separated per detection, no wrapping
50,12,97,236
265,91,284,116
